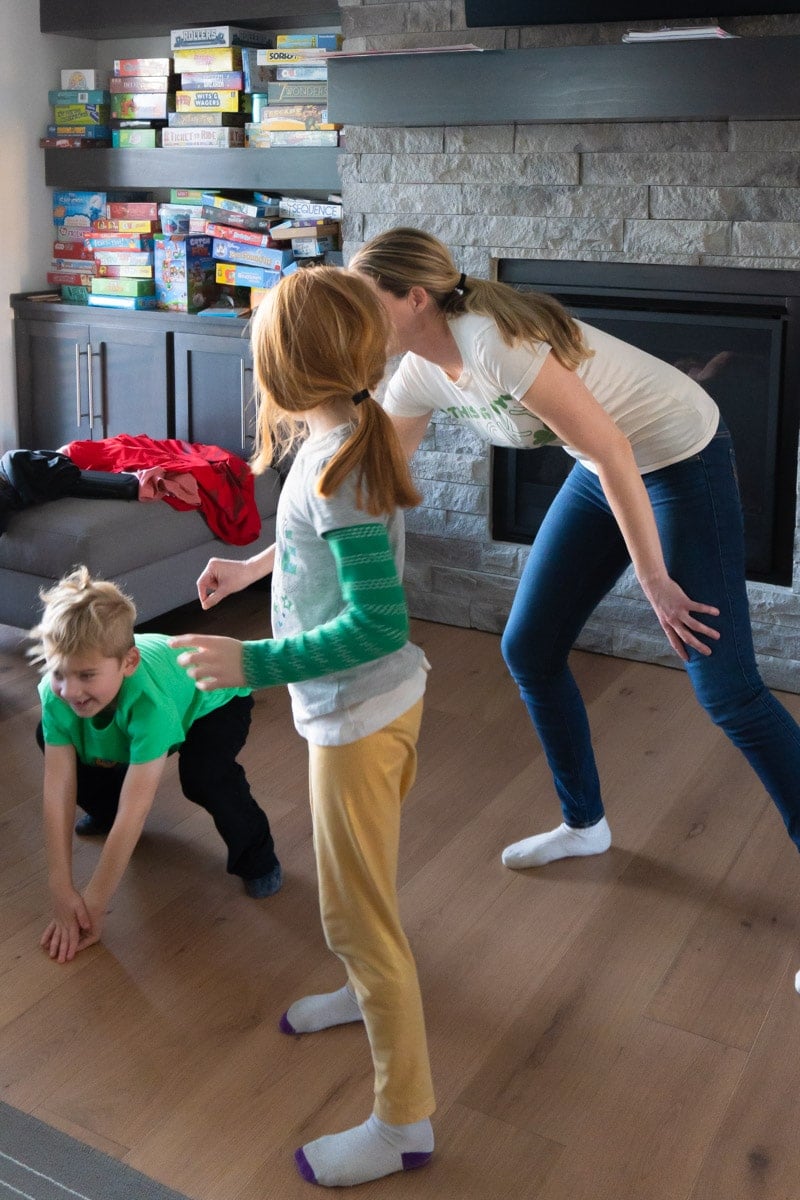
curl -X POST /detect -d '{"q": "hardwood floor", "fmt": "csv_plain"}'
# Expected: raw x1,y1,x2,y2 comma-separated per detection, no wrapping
1,592,799,1200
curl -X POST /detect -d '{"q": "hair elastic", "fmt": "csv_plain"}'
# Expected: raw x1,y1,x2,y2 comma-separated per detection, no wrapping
352,389,370,405
456,272,467,293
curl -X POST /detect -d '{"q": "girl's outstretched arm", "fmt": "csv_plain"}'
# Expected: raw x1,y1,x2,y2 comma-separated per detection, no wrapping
197,544,276,610
173,523,409,690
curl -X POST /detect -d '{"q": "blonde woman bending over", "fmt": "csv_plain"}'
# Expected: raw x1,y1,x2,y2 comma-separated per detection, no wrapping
351,227,800,893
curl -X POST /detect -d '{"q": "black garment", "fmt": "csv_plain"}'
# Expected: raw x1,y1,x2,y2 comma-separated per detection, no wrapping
35,694,278,879
1,449,80,506
0,449,138,534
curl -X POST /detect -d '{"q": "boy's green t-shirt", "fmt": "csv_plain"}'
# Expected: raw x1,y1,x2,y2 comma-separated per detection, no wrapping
38,632,250,766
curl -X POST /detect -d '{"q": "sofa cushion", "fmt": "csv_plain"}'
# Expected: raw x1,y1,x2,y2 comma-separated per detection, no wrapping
0,470,280,579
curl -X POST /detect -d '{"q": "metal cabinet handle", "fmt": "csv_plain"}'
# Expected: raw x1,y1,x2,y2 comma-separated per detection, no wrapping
75,343,82,426
86,342,96,429
74,342,89,428
240,360,254,452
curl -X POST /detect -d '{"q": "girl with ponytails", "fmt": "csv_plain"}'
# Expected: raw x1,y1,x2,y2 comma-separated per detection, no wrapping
172,266,436,1187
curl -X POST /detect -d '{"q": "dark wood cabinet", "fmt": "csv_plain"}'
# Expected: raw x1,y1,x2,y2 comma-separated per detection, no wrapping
174,328,256,456
12,296,260,457
14,304,169,448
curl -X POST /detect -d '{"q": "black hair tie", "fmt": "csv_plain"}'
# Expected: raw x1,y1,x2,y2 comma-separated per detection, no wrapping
456,272,467,293
352,389,370,405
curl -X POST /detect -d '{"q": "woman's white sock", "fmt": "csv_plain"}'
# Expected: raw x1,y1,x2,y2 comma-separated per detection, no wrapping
295,1115,434,1187
502,816,612,870
279,984,363,1035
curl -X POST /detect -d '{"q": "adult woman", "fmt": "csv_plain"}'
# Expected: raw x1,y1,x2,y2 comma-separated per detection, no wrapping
350,227,800,873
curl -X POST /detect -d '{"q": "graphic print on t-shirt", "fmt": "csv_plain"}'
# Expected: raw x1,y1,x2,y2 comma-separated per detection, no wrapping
442,392,559,448
274,525,298,632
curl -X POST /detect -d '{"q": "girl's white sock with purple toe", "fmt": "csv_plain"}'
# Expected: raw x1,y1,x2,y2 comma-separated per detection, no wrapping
295,1114,434,1187
280,984,363,1035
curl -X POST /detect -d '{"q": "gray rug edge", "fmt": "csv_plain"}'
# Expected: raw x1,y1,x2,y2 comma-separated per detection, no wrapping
0,1100,192,1200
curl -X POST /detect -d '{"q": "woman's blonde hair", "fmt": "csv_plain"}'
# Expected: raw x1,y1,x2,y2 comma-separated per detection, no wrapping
248,266,421,516
350,226,592,371
28,566,136,667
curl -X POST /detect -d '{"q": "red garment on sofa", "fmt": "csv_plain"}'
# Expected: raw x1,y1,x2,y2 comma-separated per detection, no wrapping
64,434,261,546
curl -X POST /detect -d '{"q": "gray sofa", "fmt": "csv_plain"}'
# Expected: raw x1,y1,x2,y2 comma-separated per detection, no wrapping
0,468,281,630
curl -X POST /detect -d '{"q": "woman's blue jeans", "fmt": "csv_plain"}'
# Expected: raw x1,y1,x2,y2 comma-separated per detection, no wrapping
500,425,800,849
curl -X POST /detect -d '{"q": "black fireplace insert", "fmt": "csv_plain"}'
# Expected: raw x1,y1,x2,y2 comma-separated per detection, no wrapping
492,260,800,586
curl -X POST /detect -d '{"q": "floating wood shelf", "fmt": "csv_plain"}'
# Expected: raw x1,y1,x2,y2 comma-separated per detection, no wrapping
327,35,800,126
39,0,340,39
43,148,342,193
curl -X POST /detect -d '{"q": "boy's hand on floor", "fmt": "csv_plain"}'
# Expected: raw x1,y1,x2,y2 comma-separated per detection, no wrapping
78,888,107,952
41,887,92,963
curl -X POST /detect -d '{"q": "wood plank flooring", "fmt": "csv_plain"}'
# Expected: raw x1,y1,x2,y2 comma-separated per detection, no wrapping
1,592,798,1200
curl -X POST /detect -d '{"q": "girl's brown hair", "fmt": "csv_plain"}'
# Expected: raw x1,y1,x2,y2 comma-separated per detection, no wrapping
28,566,136,668
248,266,421,515
350,226,592,371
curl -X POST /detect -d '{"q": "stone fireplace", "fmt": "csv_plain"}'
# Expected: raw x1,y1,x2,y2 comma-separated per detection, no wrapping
335,4,800,692
492,258,800,588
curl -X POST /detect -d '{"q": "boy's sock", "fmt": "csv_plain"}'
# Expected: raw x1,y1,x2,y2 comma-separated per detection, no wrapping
502,816,611,870
243,862,282,899
280,984,362,1035
295,1114,433,1187
74,813,112,836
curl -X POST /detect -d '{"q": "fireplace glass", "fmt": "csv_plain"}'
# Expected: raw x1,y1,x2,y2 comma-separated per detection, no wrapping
493,260,800,585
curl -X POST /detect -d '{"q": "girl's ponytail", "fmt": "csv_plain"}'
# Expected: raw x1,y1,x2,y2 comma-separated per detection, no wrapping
318,391,421,515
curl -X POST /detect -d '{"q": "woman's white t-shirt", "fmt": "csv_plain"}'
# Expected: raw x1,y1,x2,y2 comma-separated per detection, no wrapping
383,312,719,474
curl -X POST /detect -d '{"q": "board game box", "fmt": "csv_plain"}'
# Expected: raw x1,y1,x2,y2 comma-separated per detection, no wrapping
171,26,271,49
162,127,246,147
154,234,217,311
113,58,173,76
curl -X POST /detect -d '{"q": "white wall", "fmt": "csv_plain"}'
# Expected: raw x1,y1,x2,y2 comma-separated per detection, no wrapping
0,2,96,451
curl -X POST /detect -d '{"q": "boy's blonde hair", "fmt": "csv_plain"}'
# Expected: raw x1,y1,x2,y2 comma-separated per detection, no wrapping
248,266,421,516
350,226,593,372
28,566,136,667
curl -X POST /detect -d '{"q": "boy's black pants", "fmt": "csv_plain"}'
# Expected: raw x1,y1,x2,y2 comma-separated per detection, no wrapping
36,695,278,880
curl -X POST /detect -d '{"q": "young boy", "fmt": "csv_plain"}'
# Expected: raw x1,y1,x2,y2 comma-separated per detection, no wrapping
30,567,281,964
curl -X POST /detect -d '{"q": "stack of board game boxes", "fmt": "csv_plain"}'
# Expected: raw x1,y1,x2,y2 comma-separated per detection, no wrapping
167,25,272,148
110,56,176,148
246,33,343,149
48,191,218,313
49,191,160,309
42,69,111,149
40,27,344,153
195,190,343,313
46,188,343,315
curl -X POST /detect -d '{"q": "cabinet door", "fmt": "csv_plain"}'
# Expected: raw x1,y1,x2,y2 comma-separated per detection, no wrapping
15,318,92,448
87,322,170,440
173,331,256,457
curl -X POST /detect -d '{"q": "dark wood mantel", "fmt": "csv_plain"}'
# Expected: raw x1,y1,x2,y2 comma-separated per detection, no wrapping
327,35,800,126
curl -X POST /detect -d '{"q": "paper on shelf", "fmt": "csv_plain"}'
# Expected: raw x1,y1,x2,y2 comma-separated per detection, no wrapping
622,26,737,41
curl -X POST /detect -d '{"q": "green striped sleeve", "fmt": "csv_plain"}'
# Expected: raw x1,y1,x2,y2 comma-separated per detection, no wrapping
241,523,409,689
